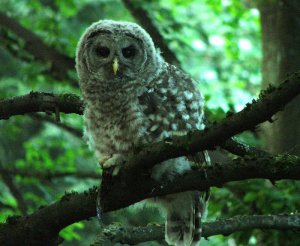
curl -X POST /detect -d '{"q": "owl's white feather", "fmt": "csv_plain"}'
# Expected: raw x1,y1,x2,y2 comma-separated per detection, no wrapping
76,19,209,246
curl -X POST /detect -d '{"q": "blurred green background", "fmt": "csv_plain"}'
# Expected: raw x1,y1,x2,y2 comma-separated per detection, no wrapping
0,0,299,245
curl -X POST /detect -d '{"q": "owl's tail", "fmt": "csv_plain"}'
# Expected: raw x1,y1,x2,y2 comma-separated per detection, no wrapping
164,192,204,246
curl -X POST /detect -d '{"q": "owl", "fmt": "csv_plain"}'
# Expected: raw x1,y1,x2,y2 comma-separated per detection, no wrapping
76,20,210,246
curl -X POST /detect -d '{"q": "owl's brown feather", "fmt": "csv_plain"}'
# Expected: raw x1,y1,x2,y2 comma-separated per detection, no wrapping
76,20,210,246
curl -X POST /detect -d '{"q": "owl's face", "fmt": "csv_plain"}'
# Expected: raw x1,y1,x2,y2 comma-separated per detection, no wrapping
76,20,163,86
85,32,146,81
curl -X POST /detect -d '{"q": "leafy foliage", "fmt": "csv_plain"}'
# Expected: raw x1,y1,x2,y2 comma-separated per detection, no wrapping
0,0,298,245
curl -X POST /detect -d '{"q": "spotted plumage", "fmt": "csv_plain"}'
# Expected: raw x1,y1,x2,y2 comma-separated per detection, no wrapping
76,20,210,246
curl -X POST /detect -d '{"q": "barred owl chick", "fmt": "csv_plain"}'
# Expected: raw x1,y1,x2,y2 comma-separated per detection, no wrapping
76,20,210,246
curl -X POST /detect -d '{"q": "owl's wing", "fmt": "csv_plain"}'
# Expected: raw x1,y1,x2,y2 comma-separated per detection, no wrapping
138,63,206,140
139,63,210,246
168,61,212,201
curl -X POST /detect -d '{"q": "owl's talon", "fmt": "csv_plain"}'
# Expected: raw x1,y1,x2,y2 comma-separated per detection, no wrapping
112,165,121,176
100,154,125,176
98,155,111,168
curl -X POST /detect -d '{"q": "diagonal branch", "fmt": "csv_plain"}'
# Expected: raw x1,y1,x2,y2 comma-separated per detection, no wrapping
122,0,180,66
0,71,299,245
0,162,28,216
0,12,76,84
0,172,28,216
93,214,300,245
0,72,299,159
121,72,300,172
0,28,33,63
0,155,299,245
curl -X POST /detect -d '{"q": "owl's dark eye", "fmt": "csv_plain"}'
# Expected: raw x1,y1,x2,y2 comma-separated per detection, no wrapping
95,46,110,58
122,45,135,58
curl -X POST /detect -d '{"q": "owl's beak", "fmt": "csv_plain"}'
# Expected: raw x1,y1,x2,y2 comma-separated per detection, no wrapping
112,57,119,75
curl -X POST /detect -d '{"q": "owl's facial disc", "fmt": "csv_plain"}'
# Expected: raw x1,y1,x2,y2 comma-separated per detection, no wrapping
86,32,146,80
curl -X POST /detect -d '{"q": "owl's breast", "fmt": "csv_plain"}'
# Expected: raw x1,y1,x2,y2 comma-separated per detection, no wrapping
84,100,150,157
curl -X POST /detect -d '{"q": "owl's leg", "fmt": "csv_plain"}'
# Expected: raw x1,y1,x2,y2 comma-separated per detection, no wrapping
160,191,204,246
99,153,125,176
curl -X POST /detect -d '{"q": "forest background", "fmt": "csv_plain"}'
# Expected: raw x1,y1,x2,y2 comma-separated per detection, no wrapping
0,0,299,245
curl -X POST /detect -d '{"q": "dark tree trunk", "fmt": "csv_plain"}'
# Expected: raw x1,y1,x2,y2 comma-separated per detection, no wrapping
259,0,300,155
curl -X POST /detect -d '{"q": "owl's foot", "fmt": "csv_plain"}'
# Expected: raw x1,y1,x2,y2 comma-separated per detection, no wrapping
99,154,125,176
98,155,111,167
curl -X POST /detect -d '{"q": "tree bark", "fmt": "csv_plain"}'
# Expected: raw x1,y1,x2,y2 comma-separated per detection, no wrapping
93,215,300,245
259,0,300,155
1,155,300,245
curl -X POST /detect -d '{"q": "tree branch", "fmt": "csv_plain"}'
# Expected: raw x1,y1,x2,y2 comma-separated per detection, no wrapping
122,0,180,66
0,187,98,246
93,214,300,245
0,72,299,159
0,28,33,63
0,91,83,120
0,12,76,84
0,154,299,245
222,137,268,157
121,72,300,172
102,154,300,212
0,71,300,244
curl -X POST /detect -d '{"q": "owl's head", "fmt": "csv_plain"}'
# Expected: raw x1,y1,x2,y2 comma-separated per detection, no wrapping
76,20,163,87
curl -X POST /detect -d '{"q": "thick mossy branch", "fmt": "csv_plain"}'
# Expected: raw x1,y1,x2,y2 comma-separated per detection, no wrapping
0,12,76,84
93,214,300,245
102,154,300,212
122,72,300,171
0,187,98,246
1,155,299,245
0,91,83,119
